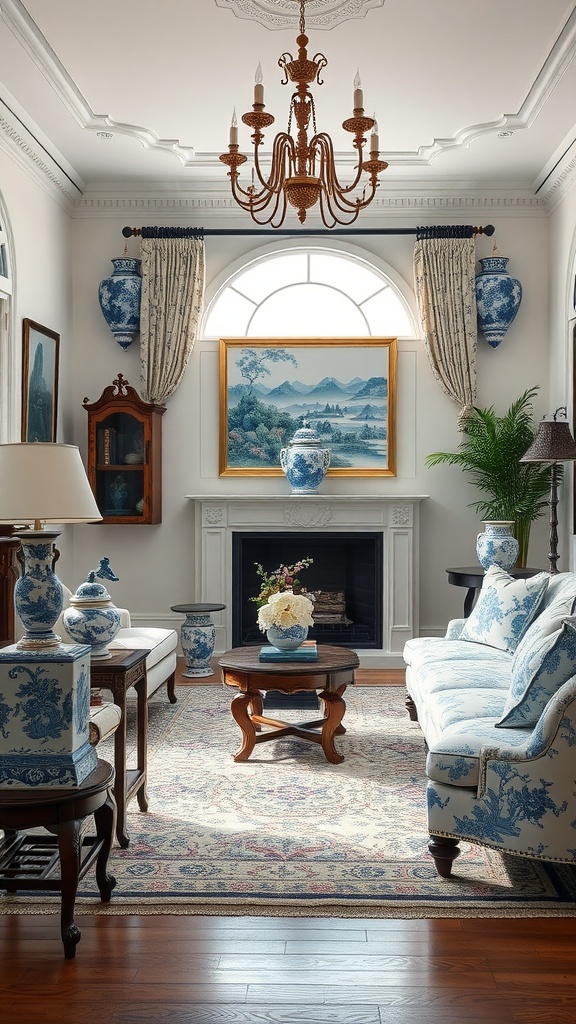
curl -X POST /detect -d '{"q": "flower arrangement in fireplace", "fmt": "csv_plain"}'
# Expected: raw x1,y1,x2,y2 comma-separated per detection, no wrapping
257,590,315,633
251,558,313,608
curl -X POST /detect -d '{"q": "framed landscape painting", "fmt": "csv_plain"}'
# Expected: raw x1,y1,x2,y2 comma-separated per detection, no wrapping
21,319,60,443
219,337,397,477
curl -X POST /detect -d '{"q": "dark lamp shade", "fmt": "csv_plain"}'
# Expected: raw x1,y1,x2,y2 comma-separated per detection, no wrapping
520,421,576,463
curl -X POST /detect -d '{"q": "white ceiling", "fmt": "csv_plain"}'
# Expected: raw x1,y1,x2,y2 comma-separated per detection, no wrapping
1,0,576,203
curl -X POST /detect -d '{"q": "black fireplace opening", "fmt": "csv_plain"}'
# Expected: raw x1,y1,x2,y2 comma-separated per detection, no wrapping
232,531,383,649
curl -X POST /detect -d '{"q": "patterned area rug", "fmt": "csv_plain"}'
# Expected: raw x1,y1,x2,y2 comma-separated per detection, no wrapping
3,684,576,918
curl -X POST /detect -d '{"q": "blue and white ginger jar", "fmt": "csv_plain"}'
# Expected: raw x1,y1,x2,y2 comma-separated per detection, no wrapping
63,560,121,660
476,521,519,572
98,256,142,351
475,255,522,348
280,421,330,495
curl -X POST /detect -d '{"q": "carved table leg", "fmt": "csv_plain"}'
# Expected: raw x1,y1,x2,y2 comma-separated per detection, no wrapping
231,691,258,761
56,818,82,959
166,670,177,704
135,673,149,813
319,687,346,764
94,789,117,902
429,834,461,877
405,693,418,721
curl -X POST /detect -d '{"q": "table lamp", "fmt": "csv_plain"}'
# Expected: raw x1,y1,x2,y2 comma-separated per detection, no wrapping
520,408,576,574
0,442,102,649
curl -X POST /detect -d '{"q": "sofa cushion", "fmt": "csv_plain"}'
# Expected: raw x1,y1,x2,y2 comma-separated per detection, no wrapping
459,565,549,653
497,616,576,728
109,627,177,670
404,637,510,673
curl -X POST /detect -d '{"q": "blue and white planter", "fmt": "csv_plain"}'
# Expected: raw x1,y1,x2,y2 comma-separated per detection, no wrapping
98,256,142,351
180,611,217,678
280,422,330,495
476,521,519,572
475,255,522,348
0,644,96,787
266,624,309,650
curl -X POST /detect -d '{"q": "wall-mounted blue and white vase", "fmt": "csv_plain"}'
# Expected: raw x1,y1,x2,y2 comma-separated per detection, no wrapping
63,559,121,660
98,256,141,351
476,521,519,572
280,421,331,495
475,253,522,348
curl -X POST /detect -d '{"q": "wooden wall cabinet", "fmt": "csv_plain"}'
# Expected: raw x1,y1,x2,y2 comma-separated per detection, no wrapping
84,373,165,524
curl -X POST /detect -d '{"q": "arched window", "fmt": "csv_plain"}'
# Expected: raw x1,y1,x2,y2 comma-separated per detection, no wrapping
0,200,15,443
202,247,417,339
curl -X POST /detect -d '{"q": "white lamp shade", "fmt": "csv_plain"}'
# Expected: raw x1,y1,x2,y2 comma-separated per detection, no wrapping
0,442,102,524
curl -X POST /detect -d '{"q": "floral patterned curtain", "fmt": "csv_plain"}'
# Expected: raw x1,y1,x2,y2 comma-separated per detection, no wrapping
139,235,205,403
413,232,477,428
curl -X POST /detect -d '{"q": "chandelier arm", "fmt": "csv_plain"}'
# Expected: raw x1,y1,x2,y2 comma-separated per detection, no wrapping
319,186,363,229
253,133,295,195
313,134,367,199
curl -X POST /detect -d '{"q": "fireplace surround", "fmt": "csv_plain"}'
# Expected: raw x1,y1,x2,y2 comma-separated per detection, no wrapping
187,495,427,667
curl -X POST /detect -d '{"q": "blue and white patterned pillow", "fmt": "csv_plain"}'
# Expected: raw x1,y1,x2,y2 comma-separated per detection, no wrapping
497,615,576,727
459,565,549,653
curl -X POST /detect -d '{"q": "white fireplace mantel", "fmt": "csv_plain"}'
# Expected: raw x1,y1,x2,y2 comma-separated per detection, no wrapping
186,494,428,667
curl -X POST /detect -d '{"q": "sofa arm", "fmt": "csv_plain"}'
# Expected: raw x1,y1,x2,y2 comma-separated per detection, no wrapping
445,618,466,639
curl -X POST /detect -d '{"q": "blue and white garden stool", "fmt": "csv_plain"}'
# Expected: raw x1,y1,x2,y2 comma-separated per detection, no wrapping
170,603,226,678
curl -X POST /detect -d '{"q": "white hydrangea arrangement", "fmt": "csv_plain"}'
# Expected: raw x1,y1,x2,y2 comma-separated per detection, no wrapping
257,590,315,631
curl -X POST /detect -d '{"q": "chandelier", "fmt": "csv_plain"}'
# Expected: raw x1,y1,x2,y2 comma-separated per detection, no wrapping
219,0,388,229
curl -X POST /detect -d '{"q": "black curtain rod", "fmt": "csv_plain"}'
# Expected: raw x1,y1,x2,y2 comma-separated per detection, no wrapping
122,224,495,240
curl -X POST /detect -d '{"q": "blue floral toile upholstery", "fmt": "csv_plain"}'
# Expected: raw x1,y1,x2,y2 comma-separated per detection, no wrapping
497,615,576,728
403,571,576,874
459,565,549,653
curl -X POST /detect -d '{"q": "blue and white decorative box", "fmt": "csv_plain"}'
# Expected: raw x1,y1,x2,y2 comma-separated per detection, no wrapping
0,643,96,788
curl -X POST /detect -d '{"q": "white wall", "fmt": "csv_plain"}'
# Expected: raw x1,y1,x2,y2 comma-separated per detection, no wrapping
68,208,552,637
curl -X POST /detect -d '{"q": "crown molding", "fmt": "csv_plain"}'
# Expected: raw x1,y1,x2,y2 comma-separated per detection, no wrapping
0,107,79,208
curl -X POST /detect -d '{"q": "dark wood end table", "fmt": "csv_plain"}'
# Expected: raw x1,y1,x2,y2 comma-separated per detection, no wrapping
90,648,150,847
446,566,542,617
219,644,359,764
0,759,116,958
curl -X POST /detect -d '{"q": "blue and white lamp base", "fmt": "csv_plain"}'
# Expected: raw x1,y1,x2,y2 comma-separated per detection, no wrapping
0,643,96,788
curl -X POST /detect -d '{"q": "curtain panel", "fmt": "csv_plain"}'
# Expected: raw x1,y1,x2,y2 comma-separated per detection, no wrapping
413,236,477,427
139,236,205,404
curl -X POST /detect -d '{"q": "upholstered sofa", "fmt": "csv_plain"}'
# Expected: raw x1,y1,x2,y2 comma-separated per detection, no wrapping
403,566,576,877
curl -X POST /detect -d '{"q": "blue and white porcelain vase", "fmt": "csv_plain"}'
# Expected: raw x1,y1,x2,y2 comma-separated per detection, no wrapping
266,624,309,650
280,421,330,495
180,610,216,678
476,521,519,572
475,255,522,348
98,256,142,351
14,532,65,649
63,558,121,660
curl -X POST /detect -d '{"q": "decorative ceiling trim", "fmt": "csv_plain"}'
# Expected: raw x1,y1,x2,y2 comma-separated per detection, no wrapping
213,0,385,30
0,110,78,206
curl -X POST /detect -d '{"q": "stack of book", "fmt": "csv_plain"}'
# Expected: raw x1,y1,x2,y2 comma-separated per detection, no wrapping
259,640,318,662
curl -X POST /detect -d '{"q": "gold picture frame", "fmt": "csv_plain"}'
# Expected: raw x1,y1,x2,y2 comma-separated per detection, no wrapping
219,337,397,477
21,319,60,443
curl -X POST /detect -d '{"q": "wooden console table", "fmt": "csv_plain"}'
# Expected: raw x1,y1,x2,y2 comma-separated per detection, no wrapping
90,649,149,847
219,644,359,764
0,759,116,958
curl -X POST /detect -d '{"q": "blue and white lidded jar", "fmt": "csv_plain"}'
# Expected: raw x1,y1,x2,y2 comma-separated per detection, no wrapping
476,521,519,572
280,421,331,495
63,559,121,660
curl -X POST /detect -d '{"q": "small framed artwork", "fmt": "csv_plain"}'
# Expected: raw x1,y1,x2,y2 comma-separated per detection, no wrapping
219,337,397,477
21,319,60,442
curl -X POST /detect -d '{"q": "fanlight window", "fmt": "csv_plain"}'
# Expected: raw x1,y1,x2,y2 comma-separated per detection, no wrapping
203,249,417,338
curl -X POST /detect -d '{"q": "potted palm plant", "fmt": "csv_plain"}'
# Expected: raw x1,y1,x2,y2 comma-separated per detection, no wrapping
425,387,554,567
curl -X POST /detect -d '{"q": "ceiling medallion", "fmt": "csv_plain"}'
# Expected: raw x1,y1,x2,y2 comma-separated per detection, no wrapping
214,0,385,31
219,0,388,228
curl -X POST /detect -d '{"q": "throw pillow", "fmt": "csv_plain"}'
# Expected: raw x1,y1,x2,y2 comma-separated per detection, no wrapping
497,615,576,727
460,565,549,653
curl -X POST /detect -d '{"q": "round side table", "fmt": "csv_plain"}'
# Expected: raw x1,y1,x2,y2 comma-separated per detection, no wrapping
170,603,226,677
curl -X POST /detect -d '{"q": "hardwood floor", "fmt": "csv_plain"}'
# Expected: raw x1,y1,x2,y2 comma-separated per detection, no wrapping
1,666,575,1022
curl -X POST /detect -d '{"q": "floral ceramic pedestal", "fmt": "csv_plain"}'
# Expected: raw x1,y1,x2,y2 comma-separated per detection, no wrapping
171,603,226,677
0,644,96,787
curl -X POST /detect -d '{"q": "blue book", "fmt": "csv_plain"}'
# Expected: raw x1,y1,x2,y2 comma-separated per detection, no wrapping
259,642,318,662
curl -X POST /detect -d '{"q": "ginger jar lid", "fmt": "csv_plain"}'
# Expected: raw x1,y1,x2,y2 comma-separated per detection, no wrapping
69,558,119,605
289,420,322,447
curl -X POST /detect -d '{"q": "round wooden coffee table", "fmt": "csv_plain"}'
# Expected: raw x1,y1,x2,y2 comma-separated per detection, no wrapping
219,644,359,764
